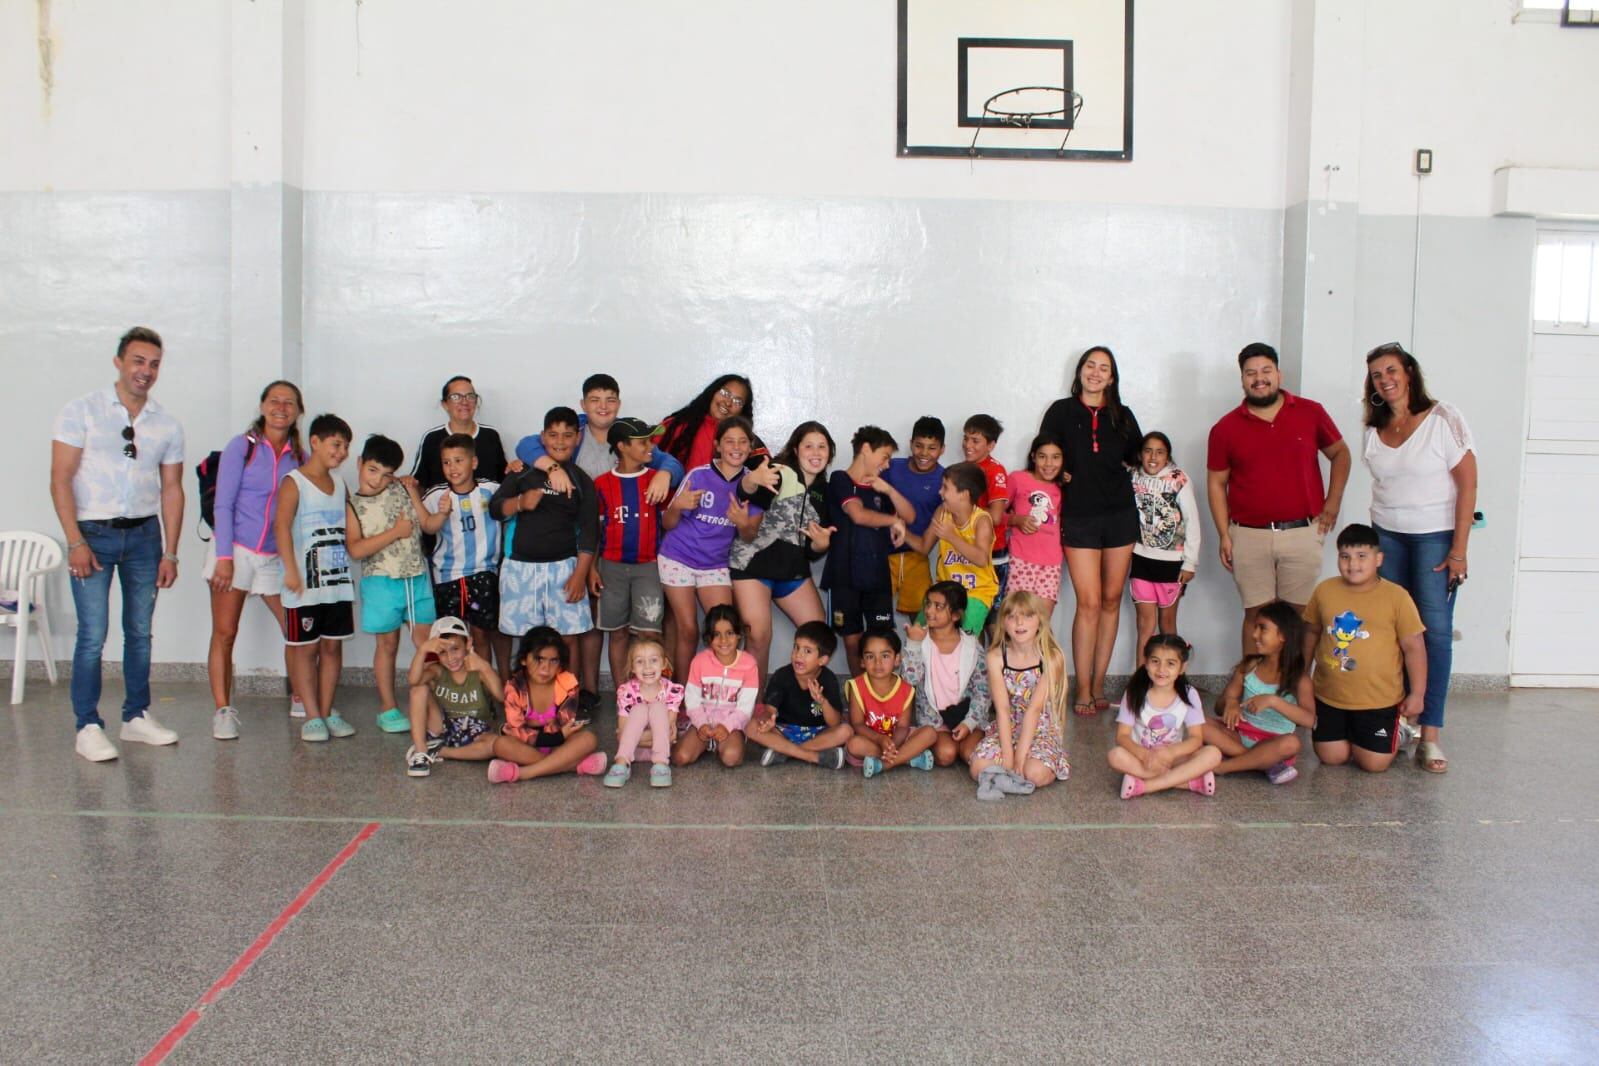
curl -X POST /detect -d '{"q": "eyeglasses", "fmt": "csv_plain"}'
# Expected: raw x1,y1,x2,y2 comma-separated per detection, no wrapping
716,388,746,410
446,392,480,404
121,425,137,460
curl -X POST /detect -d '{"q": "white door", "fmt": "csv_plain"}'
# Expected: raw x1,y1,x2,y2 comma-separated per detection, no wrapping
1512,231,1599,686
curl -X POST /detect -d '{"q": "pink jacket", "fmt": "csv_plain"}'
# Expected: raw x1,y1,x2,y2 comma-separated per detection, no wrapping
683,649,760,731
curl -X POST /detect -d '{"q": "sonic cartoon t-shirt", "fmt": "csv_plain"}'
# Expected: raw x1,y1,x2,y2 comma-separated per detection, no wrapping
1302,577,1425,710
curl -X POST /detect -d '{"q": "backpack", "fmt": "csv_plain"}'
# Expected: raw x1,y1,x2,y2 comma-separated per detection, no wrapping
196,436,258,542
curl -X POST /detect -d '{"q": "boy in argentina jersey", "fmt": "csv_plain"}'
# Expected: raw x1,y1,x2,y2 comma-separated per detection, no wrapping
421,433,506,675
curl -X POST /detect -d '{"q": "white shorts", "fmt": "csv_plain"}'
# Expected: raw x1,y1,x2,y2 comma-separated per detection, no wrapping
657,555,731,589
202,541,285,596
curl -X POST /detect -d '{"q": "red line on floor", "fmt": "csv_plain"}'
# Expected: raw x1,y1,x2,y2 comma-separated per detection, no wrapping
138,821,381,1065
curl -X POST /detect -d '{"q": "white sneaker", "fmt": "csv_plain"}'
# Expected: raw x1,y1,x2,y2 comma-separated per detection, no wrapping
120,713,179,746
212,706,241,740
75,724,119,762
289,696,307,718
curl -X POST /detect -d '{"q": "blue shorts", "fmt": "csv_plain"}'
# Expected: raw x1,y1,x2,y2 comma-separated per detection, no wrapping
732,570,810,600
498,558,595,637
430,714,490,748
778,723,824,745
360,573,437,634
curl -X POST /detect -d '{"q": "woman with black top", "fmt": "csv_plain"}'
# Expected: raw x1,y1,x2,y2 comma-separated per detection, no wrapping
409,374,510,490
1038,346,1143,717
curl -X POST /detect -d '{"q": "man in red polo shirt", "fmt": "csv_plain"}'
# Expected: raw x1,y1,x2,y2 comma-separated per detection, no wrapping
1207,342,1350,654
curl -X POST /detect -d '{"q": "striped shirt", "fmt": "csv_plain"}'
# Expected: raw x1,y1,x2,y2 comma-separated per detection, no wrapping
595,469,660,564
423,480,501,582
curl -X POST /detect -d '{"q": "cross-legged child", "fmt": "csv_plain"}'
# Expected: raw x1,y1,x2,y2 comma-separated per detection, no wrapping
1302,523,1427,773
1207,599,1312,784
920,462,998,637
487,626,608,783
900,582,992,767
674,604,759,769
969,592,1072,799
517,374,684,714
823,426,915,675
403,616,504,776
491,407,599,674
1109,633,1222,798
884,416,946,619
603,635,685,788
347,434,436,734
844,626,936,777
747,621,851,770
420,433,509,675
275,413,358,743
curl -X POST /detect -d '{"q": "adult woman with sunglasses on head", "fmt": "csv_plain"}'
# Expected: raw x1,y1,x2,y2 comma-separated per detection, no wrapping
655,375,755,472
409,375,510,491
1361,342,1477,775
203,380,310,738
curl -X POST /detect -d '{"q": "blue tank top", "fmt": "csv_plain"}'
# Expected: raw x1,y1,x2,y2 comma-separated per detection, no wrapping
1240,670,1296,736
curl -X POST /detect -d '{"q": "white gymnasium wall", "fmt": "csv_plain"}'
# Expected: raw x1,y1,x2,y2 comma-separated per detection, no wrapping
3,0,1592,686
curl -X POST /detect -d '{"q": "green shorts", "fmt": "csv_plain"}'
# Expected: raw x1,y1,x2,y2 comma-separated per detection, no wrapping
360,573,437,634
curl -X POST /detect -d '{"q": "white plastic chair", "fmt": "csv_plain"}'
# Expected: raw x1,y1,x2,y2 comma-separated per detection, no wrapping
1,532,64,705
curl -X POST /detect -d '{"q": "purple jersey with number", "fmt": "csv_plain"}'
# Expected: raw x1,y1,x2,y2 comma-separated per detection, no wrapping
658,464,743,571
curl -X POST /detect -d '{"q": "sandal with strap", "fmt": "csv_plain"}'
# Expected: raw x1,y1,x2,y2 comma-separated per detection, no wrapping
1416,740,1448,774
1073,701,1097,717
1092,695,1111,713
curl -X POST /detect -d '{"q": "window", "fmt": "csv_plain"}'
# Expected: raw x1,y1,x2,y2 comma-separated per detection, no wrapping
1534,233,1599,330
1515,0,1599,24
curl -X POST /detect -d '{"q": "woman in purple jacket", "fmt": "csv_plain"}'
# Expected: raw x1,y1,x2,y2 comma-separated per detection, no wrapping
203,381,306,739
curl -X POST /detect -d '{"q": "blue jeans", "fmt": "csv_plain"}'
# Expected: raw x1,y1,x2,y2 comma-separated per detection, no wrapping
70,520,161,731
1374,525,1454,730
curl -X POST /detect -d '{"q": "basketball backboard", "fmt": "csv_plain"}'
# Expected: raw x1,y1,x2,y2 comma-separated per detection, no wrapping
897,0,1134,161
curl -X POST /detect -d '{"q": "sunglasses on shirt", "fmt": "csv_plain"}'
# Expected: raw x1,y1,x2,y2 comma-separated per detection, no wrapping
122,425,137,460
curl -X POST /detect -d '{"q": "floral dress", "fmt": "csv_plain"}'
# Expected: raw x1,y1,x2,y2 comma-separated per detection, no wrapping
972,651,1071,779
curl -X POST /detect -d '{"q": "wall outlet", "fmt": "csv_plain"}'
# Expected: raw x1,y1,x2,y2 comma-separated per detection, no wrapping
1415,148,1433,175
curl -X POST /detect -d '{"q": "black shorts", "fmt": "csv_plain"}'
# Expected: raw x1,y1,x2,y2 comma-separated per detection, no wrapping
282,601,354,646
1062,507,1140,551
432,571,500,634
828,586,893,637
1312,700,1401,755
1130,553,1184,583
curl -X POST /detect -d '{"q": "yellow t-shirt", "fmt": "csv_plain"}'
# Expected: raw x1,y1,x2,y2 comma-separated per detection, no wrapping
934,510,999,606
1302,577,1425,710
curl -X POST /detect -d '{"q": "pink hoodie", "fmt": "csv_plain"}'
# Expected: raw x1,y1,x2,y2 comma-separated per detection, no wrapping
683,649,760,731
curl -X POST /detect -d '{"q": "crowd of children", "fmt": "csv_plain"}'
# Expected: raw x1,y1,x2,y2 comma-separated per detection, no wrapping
254,371,1432,800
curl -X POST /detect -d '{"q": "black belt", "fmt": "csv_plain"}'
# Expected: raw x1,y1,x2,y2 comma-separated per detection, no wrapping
85,515,156,529
1235,517,1312,531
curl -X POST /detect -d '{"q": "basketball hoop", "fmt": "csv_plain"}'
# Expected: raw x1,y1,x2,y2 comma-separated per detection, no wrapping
967,86,1084,158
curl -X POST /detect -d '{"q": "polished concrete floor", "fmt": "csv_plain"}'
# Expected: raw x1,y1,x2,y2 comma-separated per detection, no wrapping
2,680,1596,1065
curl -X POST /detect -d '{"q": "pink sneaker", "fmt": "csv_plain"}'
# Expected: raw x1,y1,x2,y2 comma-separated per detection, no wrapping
1187,770,1216,796
1120,774,1145,800
486,759,520,784
576,752,609,776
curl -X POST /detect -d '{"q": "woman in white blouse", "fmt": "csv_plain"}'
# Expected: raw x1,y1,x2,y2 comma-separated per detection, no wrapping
1361,343,1477,774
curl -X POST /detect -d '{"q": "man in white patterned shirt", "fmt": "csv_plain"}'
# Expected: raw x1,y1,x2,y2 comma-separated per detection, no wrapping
50,327,187,761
